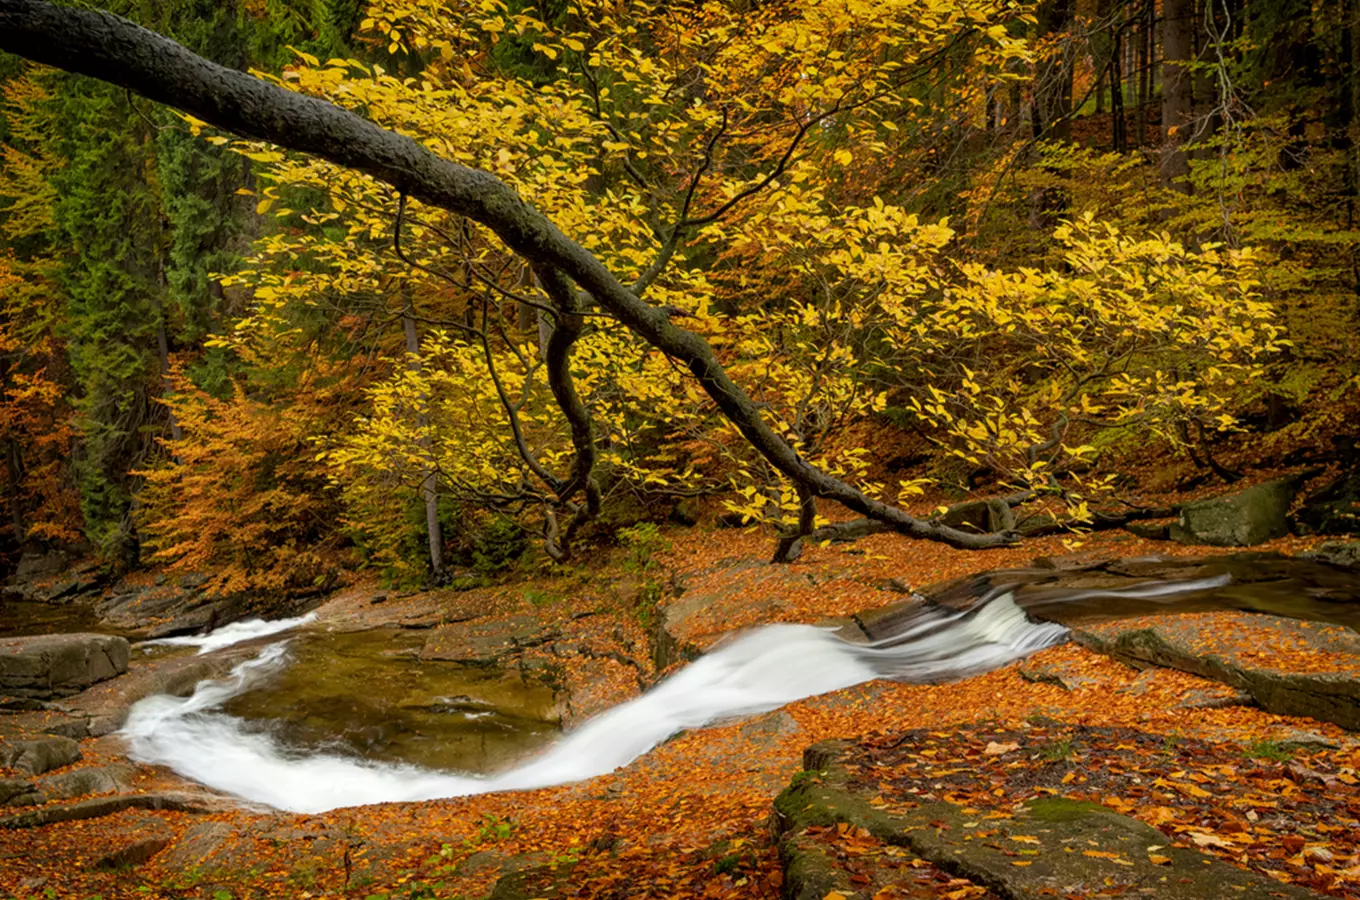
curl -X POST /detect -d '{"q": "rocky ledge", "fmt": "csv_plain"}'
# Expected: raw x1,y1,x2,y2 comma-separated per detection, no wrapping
774,733,1328,900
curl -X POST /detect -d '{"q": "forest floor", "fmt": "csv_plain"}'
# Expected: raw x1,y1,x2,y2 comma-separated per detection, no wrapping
1,513,1358,900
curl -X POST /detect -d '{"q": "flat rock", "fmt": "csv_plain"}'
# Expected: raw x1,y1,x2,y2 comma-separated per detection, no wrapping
775,739,1323,900
420,614,558,664
0,633,129,702
0,791,219,829
157,821,238,873
1017,660,1102,691
1073,612,1360,730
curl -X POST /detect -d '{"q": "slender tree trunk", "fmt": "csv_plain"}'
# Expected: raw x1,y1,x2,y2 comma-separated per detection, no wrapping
1110,19,1127,152
151,261,184,444
1034,0,1075,142
6,438,25,546
402,288,444,579
1346,0,1360,234
1161,0,1195,191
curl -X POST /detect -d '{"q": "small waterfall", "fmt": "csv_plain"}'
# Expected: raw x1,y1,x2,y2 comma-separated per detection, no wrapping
121,592,1068,813
142,613,318,655
122,576,1242,814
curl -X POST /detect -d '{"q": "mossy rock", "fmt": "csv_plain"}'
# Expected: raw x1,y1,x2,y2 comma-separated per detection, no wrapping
774,739,1324,900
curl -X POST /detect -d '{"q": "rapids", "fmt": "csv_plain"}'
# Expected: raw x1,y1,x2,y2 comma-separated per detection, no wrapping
117,575,1242,814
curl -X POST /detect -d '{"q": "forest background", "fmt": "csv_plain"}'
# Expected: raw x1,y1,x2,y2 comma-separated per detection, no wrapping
0,0,1356,595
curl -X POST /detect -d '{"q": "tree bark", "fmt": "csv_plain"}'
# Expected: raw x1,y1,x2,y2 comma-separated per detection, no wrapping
1160,0,1195,191
0,0,1014,551
401,287,444,579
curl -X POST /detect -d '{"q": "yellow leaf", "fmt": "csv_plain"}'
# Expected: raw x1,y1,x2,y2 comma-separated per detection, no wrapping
833,149,853,165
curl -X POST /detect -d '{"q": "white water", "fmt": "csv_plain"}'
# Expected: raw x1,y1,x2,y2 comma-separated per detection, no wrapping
140,612,317,655
121,593,1067,814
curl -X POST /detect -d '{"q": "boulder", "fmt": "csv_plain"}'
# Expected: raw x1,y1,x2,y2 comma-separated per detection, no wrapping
1296,470,1360,535
96,832,172,870
0,633,129,702
12,550,72,581
0,777,32,805
668,498,702,527
1169,474,1305,547
36,763,131,801
1,735,81,775
1304,540,1360,568
96,577,254,638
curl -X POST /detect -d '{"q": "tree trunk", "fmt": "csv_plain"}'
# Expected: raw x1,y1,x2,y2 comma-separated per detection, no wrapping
1034,0,1075,142
402,289,444,579
1110,19,1127,153
1161,0,1195,191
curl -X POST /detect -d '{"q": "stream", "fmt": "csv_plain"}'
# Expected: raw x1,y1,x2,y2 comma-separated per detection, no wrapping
118,579,1192,814
6,557,1356,814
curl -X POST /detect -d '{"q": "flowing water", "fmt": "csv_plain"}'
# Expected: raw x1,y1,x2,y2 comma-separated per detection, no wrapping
117,565,1359,814
121,593,1070,813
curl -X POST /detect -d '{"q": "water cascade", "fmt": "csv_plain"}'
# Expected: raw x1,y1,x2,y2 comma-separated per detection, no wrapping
120,578,1231,814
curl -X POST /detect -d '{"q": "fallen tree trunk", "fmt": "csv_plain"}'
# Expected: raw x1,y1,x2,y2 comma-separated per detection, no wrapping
1015,505,1179,538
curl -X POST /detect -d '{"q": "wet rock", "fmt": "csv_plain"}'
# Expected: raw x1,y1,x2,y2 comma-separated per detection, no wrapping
1169,473,1307,547
420,614,559,664
774,738,1321,900
60,646,259,736
0,632,130,702
1,735,81,775
1303,540,1360,569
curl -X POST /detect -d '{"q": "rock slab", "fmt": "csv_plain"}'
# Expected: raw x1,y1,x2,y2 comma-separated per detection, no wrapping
0,633,130,702
1073,613,1360,731
775,739,1323,900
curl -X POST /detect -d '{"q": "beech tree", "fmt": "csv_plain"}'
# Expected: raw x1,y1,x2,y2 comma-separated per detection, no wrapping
0,0,1039,557
0,0,1297,576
